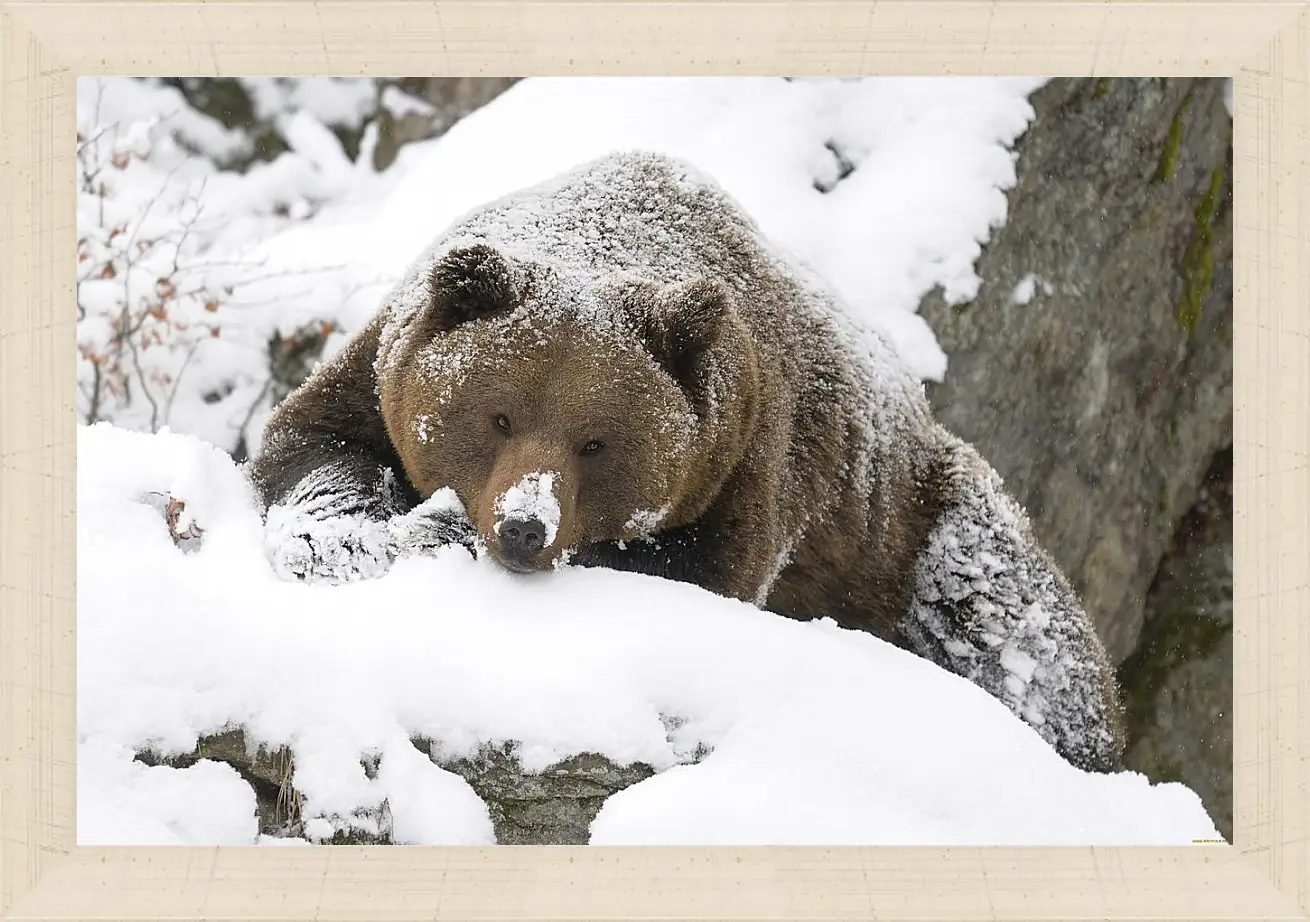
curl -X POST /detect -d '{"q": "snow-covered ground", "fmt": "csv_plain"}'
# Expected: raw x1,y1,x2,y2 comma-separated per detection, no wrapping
78,424,1220,846
76,76,1223,846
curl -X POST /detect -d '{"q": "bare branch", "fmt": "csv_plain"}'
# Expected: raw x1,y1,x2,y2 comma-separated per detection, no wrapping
162,341,202,425
234,376,274,457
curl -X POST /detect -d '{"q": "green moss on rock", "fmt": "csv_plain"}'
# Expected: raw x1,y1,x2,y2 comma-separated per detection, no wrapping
1153,85,1195,183
1175,163,1228,338
1119,596,1229,741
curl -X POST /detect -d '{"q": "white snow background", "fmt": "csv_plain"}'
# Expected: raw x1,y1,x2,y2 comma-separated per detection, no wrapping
76,76,1223,846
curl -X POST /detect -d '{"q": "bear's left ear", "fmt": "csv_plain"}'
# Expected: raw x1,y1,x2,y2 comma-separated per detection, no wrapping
641,278,734,389
424,243,518,332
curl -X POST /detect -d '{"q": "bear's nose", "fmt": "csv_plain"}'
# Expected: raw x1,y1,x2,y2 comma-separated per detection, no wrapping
498,517,546,563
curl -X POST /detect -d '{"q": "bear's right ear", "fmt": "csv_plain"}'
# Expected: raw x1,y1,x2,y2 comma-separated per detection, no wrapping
640,277,735,390
424,243,518,332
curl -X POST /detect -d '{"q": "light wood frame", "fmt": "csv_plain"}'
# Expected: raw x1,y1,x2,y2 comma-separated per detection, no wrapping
1,2,1304,919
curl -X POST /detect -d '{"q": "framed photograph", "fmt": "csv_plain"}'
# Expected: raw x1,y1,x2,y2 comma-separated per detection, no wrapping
2,2,1305,920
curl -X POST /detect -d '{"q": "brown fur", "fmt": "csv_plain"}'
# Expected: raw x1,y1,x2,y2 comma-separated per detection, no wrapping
255,240,941,640
250,152,1125,774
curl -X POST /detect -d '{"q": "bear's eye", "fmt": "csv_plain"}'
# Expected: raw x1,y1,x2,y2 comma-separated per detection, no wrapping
494,414,512,436
581,440,604,456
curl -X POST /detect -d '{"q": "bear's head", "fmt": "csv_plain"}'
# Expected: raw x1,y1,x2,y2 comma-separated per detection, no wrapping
379,242,759,573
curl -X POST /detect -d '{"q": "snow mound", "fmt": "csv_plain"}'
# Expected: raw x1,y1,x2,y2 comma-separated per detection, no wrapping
78,423,1220,846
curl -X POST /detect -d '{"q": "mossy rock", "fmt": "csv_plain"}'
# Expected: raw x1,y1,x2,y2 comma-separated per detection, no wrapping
1118,447,1233,841
425,741,658,845
917,77,1233,665
136,729,661,845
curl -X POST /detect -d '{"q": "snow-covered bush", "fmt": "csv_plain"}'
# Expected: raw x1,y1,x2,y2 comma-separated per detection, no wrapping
75,78,384,454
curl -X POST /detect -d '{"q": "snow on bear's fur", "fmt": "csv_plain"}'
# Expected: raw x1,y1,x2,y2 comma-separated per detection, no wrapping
249,151,1124,773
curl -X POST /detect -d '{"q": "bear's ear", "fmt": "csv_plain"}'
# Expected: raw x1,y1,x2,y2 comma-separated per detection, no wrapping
641,278,734,389
425,243,518,332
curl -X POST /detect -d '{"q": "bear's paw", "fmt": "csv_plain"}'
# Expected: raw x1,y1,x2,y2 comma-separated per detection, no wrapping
264,504,396,585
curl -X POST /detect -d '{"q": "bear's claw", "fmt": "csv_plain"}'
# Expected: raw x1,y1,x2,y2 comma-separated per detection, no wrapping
388,507,477,557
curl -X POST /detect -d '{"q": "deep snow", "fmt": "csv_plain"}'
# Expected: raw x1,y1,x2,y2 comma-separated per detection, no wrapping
77,424,1220,846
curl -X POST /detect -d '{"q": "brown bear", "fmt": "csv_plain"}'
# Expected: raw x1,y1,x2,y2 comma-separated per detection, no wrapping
249,151,1125,774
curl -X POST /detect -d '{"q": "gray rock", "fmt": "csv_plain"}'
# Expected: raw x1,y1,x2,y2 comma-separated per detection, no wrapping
136,728,305,837
918,77,1233,664
137,730,655,845
1119,448,1233,841
156,76,519,181
422,742,656,845
371,78,520,171
267,320,338,407
157,78,291,170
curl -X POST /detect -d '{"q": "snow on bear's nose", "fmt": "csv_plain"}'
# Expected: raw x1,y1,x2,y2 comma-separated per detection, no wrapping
493,471,562,557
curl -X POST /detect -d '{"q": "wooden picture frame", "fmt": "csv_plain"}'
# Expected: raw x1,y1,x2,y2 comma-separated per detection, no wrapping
1,2,1304,918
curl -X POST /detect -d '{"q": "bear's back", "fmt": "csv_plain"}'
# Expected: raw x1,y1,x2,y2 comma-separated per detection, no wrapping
385,152,915,382
441,151,780,290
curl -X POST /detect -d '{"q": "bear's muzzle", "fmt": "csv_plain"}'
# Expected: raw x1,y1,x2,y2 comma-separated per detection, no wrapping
496,516,548,571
